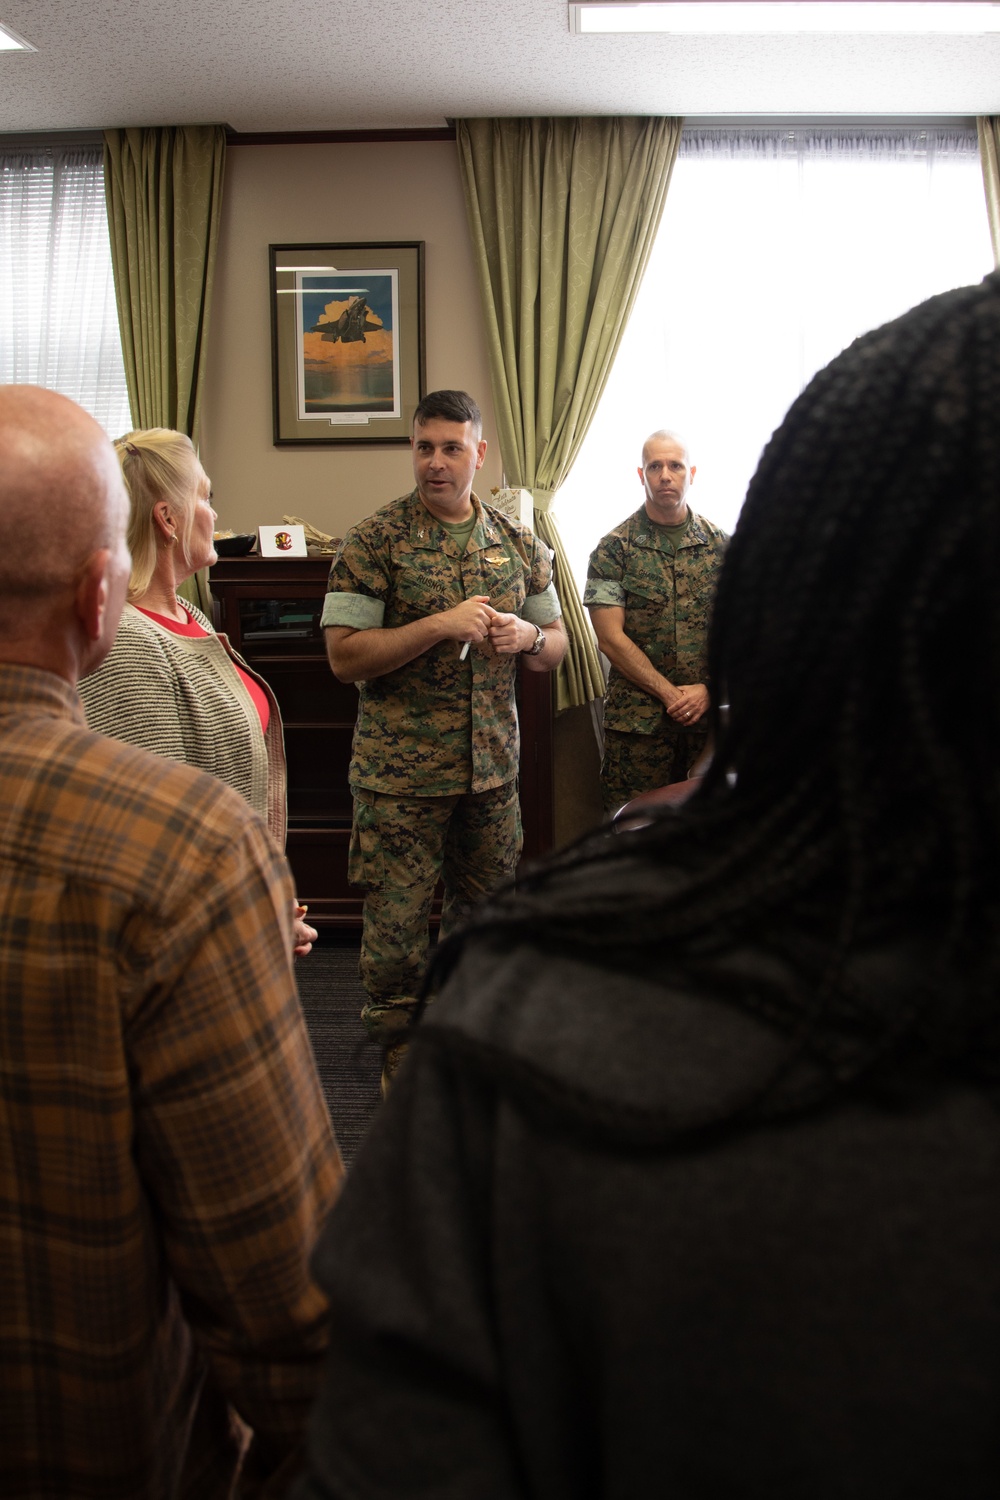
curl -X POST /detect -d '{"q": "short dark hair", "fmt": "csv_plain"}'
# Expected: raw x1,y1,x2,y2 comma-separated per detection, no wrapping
413,390,482,434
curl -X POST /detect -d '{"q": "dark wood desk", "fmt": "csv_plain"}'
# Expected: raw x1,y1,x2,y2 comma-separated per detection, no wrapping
210,555,554,928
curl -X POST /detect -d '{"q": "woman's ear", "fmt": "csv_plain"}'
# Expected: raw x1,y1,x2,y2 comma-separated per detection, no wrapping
152,500,177,544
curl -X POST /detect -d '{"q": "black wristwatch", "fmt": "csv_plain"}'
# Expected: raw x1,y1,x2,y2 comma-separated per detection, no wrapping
525,625,546,657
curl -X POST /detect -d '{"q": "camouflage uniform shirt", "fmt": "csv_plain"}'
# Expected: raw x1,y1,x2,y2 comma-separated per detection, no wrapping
583,506,728,735
321,490,560,795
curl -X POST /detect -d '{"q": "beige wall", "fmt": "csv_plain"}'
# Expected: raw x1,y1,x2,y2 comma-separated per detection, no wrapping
200,140,502,540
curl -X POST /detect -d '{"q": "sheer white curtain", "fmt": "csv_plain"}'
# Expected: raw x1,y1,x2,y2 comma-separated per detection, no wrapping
0,144,132,436
556,126,995,586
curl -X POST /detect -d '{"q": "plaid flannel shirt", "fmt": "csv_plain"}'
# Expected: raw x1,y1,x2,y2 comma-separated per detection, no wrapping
0,663,343,1498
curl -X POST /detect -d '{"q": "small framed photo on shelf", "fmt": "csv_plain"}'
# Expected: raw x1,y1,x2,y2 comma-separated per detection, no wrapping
258,524,308,558
270,241,425,446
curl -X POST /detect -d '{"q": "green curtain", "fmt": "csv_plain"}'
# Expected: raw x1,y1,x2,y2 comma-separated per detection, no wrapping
103,125,226,613
977,117,1000,267
457,116,681,710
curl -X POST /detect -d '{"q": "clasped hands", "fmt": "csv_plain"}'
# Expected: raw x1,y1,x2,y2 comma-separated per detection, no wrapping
442,595,533,656
664,682,709,724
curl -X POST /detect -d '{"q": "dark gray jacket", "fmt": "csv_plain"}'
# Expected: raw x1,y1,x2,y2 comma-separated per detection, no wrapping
296,927,1000,1499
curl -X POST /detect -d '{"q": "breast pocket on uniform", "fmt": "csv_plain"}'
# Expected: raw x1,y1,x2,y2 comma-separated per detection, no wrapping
392,550,449,618
622,553,673,648
477,546,524,614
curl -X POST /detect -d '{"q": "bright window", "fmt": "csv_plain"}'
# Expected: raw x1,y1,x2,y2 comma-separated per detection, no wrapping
0,144,132,437
556,126,995,587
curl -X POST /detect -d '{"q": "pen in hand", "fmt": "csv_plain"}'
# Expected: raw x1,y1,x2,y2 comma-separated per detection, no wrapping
457,595,492,661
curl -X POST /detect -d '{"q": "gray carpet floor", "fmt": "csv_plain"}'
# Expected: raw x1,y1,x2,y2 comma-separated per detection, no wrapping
296,936,382,1165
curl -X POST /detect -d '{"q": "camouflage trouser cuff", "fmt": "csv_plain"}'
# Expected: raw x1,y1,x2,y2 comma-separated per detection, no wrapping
361,995,422,1047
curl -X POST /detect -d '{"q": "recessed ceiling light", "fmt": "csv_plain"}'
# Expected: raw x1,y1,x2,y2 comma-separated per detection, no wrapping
0,19,35,50
570,2,1000,32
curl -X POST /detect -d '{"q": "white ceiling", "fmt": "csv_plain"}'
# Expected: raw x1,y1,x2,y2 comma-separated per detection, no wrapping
0,0,998,134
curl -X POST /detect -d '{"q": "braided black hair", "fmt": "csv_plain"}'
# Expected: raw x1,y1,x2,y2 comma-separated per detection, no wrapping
430,272,1000,1113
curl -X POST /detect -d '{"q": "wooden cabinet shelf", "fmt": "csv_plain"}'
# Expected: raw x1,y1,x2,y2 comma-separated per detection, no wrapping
210,555,554,928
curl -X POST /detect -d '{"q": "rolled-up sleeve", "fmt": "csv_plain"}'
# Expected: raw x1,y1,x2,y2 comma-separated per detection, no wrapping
320,592,385,630
583,532,627,608
583,578,627,608
521,533,561,625
324,528,391,632
523,581,561,625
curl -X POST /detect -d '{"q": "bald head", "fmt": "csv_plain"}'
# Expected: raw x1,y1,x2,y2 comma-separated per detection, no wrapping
0,387,130,678
641,429,690,467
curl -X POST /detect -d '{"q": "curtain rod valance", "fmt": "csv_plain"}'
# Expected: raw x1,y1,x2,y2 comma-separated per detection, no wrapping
680,125,979,159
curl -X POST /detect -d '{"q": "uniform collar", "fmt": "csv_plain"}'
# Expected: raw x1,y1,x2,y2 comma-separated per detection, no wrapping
409,490,499,554
633,505,710,553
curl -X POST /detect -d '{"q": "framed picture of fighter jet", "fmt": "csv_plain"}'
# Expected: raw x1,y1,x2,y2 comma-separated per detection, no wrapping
269,242,425,445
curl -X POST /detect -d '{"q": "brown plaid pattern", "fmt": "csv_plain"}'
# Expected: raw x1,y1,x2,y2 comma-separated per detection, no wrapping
0,664,343,1498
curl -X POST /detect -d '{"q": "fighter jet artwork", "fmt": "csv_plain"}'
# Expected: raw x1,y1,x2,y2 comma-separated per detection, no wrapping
309,294,383,345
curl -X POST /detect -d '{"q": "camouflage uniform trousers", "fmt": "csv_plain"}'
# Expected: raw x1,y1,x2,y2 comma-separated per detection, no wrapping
348,779,522,1046
601,724,708,816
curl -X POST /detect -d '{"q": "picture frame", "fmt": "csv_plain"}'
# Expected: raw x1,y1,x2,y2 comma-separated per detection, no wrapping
270,241,425,446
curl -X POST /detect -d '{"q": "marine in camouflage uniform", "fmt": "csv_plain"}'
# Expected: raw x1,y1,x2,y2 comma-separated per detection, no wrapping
322,485,562,1050
584,432,728,814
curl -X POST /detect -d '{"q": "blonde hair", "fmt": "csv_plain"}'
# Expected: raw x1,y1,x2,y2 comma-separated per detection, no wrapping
114,429,204,600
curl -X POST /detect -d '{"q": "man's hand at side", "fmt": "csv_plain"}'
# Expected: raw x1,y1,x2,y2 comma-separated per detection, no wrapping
590,604,682,711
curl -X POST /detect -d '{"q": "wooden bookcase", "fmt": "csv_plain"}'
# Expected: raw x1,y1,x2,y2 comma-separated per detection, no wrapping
210,555,555,928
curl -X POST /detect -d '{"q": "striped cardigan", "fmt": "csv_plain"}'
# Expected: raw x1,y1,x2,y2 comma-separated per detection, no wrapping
79,603,287,845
